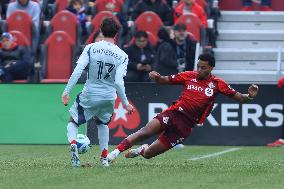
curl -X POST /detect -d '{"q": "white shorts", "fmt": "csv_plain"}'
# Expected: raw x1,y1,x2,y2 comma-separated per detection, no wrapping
69,92,115,125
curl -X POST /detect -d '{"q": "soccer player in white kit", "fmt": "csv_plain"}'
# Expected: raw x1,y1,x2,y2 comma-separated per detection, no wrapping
61,18,134,167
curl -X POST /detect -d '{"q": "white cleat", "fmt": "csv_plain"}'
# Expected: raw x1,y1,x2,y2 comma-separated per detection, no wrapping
100,157,109,167
107,149,120,164
70,144,80,167
125,149,140,158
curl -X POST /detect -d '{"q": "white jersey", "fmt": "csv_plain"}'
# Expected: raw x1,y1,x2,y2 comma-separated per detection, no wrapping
64,40,129,106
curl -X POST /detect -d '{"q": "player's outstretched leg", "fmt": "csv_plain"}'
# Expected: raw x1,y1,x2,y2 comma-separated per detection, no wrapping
107,119,161,163
140,139,170,159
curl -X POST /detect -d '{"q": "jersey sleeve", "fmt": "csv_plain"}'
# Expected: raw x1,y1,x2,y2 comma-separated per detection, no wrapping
63,45,91,94
115,56,129,106
168,71,192,84
217,79,237,97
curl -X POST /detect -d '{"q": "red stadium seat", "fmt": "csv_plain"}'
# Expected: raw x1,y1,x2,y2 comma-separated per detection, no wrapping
134,11,163,37
90,11,121,33
50,10,80,45
41,31,75,83
6,10,33,46
9,30,30,46
175,13,203,42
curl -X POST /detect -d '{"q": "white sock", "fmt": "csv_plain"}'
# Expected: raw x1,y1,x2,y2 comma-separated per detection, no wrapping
97,124,109,156
67,122,78,143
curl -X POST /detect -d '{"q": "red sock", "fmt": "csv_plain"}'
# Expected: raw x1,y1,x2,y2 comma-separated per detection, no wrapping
117,139,132,152
70,140,76,144
101,148,108,158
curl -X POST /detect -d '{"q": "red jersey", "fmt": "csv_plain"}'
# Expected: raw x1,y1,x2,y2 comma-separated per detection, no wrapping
168,71,237,124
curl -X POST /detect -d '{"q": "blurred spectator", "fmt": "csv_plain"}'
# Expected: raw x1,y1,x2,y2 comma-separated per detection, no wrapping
95,0,124,13
241,0,272,11
154,26,178,75
124,30,155,82
132,0,173,26
66,0,88,36
0,0,10,19
0,32,32,83
267,76,284,147
174,0,208,28
173,24,196,72
6,0,41,49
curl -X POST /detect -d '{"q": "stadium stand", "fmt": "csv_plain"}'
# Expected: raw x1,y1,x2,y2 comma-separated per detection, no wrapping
40,31,75,83
48,10,80,45
5,10,35,49
134,11,163,37
212,11,284,84
174,13,204,43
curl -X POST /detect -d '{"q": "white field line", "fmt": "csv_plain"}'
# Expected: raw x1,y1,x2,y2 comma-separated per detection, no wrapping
188,148,241,161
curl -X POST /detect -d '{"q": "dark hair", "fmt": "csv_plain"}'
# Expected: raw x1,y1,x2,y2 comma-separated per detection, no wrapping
134,30,148,39
173,23,186,31
198,53,215,67
100,18,120,38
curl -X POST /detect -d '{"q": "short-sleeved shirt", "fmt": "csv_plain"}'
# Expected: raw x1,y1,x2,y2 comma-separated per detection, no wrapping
167,71,237,124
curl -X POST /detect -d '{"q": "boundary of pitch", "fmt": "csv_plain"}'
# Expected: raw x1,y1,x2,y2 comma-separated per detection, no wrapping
188,148,241,161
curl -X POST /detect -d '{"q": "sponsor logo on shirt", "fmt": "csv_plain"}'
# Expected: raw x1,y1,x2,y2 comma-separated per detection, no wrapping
205,88,214,97
187,84,214,97
208,82,215,89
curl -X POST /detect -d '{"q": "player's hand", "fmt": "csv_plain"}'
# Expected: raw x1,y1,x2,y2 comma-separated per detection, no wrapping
149,71,161,81
248,84,258,98
277,77,284,88
124,104,134,115
62,93,70,106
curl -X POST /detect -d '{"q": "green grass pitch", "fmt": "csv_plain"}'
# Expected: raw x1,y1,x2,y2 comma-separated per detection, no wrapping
0,145,283,189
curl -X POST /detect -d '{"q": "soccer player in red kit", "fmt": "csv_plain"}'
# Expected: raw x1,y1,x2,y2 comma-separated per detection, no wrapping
108,53,259,162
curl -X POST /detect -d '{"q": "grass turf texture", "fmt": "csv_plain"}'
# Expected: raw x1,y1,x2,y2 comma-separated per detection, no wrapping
0,145,283,189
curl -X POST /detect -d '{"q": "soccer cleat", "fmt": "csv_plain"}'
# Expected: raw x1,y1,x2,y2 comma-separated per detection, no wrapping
107,149,120,164
266,139,284,147
125,148,140,158
100,157,109,167
70,144,80,167
125,144,149,158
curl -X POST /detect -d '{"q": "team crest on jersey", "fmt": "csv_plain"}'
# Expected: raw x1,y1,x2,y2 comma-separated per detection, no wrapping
205,88,213,97
163,117,169,124
208,82,215,89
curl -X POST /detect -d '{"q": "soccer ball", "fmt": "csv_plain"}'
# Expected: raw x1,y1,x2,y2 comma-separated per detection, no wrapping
76,134,91,154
